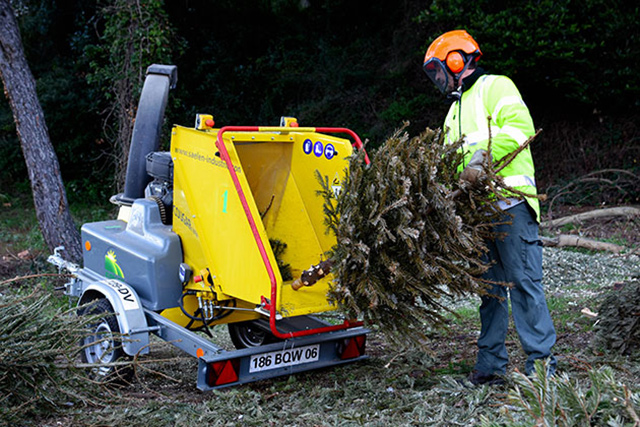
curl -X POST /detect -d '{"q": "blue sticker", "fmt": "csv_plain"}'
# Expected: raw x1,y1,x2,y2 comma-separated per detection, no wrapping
324,143,335,160
303,139,313,155
313,141,324,157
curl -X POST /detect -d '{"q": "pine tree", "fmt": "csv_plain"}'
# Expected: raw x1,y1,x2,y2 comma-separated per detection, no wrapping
319,126,538,347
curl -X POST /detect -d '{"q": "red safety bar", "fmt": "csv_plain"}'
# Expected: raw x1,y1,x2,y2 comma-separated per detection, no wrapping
215,126,367,339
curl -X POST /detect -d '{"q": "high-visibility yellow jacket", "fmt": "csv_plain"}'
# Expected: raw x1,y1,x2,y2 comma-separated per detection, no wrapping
444,72,540,222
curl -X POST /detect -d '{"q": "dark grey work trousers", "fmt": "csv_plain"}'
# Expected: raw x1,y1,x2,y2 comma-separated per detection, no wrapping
475,202,557,376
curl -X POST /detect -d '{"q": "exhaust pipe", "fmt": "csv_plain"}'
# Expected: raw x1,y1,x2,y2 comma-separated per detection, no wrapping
112,64,177,206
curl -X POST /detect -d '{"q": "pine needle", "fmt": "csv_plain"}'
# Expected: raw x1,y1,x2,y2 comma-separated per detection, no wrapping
319,125,540,348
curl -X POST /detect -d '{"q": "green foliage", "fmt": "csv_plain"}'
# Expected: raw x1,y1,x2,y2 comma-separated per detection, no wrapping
0,195,46,254
0,286,98,424
485,360,640,426
2,0,638,203
83,0,177,91
0,0,108,195
417,0,640,115
163,0,437,145
593,279,640,355
269,238,293,281
78,0,181,190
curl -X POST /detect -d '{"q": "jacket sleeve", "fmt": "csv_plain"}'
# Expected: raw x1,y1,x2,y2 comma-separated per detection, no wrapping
483,76,535,162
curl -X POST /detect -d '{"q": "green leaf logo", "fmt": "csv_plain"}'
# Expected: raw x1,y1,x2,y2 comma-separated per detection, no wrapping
105,250,125,279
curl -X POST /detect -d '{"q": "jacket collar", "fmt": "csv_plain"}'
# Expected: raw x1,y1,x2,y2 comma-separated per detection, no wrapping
446,67,486,102
461,67,486,93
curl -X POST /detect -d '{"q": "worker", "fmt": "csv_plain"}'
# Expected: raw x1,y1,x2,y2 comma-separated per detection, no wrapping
423,30,557,385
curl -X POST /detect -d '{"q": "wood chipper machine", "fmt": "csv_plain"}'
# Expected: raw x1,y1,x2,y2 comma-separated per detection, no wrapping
48,64,369,389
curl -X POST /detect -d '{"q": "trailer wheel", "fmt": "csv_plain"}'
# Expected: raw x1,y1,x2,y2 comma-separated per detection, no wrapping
228,320,279,349
80,298,132,381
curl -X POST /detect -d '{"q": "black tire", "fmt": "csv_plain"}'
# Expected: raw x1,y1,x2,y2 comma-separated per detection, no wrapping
79,298,132,382
227,320,279,349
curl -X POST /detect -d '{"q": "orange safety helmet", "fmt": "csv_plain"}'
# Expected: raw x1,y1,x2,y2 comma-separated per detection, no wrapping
423,30,482,94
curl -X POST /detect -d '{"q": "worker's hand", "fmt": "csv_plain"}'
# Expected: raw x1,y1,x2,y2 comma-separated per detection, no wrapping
459,165,483,184
460,149,490,186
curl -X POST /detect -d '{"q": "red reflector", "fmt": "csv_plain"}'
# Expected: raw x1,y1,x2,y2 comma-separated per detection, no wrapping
339,335,366,360
207,359,240,386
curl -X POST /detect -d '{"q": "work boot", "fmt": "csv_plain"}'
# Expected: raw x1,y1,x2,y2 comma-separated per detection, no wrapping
467,370,505,386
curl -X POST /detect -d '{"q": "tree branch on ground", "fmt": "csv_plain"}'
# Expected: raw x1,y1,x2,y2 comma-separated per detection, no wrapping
541,235,625,253
541,206,640,228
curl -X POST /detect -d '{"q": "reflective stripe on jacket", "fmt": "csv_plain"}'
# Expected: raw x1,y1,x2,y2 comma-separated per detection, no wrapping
444,74,541,222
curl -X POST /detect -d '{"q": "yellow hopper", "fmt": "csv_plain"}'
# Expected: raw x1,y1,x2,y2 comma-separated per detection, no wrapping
162,117,368,339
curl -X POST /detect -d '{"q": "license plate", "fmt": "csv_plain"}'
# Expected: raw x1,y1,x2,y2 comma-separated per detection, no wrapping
249,344,320,373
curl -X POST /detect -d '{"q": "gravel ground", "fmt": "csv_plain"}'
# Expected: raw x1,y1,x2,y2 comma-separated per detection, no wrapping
543,247,639,287
444,247,640,312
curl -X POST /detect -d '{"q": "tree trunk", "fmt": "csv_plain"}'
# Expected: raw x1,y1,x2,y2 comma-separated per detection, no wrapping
0,1,81,263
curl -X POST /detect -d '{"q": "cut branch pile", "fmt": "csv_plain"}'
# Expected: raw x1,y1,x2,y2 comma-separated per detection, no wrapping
592,279,640,355
0,285,100,423
318,126,540,347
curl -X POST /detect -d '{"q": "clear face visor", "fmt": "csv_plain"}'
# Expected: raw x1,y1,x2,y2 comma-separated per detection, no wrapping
423,59,449,94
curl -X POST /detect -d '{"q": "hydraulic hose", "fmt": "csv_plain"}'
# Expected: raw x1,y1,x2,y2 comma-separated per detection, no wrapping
178,291,235,328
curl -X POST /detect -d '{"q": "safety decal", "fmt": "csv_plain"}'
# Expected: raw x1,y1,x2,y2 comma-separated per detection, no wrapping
313,141,324,157
105,250,125,280
324,143,336,160
331,173,342,198
303,139,313,155
303,139,336,160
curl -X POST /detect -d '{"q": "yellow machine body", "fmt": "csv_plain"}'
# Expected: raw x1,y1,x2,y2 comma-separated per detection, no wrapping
160,124,352,327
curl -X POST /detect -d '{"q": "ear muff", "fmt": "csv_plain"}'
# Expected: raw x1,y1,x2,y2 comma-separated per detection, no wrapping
445,51,465,74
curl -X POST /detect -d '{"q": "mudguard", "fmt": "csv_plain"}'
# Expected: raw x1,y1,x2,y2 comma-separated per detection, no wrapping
79,279,150,356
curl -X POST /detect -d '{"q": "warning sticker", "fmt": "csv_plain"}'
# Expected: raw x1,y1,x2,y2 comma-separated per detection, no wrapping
331,173,342,198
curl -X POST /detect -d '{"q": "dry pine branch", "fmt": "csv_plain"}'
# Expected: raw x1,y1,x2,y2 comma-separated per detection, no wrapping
319,126,540,347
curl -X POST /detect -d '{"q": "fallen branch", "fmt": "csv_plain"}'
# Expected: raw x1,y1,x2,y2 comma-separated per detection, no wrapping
541,234,624,253
580,307,598,319
0,273,73,287
541,206,640,228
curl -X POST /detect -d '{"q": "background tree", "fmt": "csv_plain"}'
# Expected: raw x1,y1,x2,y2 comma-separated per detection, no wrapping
0,0,81,262
81,0,178,190
0,0,637,210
